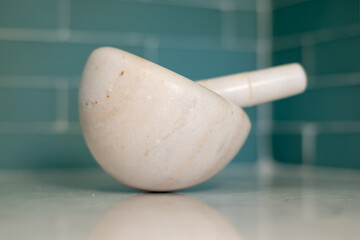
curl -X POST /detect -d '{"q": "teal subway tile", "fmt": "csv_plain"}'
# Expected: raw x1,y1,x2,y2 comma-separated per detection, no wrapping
274,0,359,36
0,135,96,168
273,85,360,121
316,133,360,169
0,0,58,29
101,0,256,10
70,1,221,36
232,132,257,163
314,35,360,75
69,89,79,122
157,36,223,53
0,41,144,75
152,0,256,9
232,10,257,38
272,134,302,164
158,48,257,80
244,106,257,123
0,88,56,122
272,47,302,66
231,0,256,10
272,0,300,8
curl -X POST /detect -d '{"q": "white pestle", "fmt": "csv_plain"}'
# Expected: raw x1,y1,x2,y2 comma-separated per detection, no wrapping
79,47,307,191
198,63,306,107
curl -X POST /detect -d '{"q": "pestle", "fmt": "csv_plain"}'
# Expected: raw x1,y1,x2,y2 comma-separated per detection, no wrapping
79,47,306,191
198,63,306,107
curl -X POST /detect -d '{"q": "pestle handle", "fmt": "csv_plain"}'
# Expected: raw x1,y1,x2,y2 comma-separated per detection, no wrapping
197,63,307,107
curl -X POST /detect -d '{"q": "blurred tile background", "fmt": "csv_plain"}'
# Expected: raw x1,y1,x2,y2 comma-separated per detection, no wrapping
272,0,360,168
0,0,261,168
0,0,359,169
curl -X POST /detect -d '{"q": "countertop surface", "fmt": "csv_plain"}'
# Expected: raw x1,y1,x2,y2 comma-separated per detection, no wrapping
1,163,360,240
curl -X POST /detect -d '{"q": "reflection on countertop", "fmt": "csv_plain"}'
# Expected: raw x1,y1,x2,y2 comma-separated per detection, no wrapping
0,163,360,240
89,194,241,240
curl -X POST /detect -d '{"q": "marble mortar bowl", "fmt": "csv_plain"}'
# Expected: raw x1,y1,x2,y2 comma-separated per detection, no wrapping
79,47,306,191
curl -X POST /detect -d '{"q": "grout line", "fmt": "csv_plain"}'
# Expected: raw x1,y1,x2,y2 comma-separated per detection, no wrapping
55,80,69,133
256,4,275,237
0,27,257,52
272,121,309,134
218,6,258,52
0,76,59,88
0,27,145,45
220,2,237,50
0,28,60,42
0,122,81,135
301,123,317,165
69,30,144,46
273,24,360,51
113,0,257,11
57,0,71,40
0,122,56,135
0,15,356,52
256,0,273,163
2,71,359,90
117,0,221,10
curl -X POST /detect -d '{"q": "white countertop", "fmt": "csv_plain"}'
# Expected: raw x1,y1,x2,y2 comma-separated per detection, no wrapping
1,163,359,240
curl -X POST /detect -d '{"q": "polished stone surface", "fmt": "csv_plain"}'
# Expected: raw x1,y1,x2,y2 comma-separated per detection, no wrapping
1,163,360,240
79,47,251,191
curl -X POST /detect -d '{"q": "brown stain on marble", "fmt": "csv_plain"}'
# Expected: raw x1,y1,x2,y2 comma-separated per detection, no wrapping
87,100,98,106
